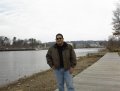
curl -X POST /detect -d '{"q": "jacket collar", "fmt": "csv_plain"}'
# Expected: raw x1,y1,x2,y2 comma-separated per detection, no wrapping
54,42,68,48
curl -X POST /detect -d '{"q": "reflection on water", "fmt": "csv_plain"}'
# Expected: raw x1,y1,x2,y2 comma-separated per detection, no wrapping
0,48,100,86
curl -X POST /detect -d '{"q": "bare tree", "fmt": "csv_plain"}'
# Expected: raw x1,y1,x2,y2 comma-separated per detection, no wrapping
112,4,120,37
0,36,11,49
108,2,120,51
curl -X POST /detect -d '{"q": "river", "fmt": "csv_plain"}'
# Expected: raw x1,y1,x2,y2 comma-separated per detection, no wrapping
0,48,100,87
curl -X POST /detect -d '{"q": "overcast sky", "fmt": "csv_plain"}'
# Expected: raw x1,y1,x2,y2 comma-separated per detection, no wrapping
0,0,118,42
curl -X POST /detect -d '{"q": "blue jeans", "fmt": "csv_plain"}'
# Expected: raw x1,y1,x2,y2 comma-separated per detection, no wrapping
54,68,75,91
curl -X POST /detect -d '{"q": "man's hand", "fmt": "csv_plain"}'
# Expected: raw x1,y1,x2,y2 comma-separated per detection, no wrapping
52,66,55,69
69,67,74,74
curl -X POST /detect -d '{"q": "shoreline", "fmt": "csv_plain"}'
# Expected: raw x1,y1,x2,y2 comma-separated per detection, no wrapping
0,52,105,91
0,48,36,51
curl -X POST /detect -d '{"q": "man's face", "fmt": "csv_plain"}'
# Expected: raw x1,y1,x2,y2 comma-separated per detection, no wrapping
56,35,64,45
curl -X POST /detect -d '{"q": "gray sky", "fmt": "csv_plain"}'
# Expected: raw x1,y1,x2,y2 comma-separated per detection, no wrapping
0,0,118,42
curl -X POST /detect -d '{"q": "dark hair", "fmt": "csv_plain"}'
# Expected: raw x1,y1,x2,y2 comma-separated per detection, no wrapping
56,33,63,38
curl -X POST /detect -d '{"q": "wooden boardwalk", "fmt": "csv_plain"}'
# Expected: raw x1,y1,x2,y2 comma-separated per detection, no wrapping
56,52,120,91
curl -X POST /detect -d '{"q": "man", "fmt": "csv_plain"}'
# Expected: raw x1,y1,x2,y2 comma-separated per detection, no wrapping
46,33,77,91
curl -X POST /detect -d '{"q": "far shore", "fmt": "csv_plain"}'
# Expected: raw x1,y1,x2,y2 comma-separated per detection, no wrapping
0,47,104,51
0,48,37,51
0,52,105,91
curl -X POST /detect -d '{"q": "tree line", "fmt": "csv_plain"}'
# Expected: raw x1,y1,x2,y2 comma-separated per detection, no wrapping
0,36,43,50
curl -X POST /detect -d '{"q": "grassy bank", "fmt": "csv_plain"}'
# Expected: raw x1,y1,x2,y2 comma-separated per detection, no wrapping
0,53,104,91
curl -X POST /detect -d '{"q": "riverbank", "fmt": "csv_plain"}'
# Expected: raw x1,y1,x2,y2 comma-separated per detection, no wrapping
0,53,105,91
0,48,36,51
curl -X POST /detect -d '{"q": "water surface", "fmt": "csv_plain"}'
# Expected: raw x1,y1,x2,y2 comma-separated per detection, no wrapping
0,48,100,86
